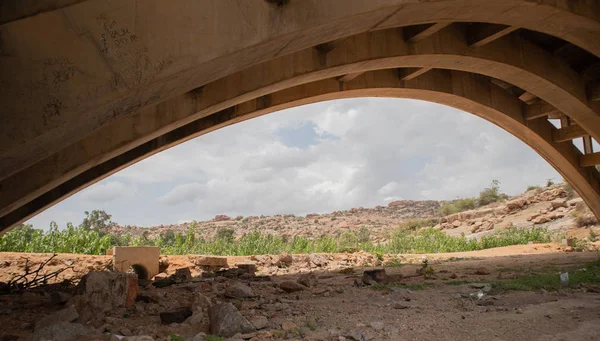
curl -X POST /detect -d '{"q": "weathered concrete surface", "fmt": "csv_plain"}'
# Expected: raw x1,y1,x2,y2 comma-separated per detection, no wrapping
1,0,600,231
75,271,138,313
113,246,160,279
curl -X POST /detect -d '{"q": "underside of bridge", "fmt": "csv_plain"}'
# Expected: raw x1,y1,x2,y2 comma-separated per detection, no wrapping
1,0,600,232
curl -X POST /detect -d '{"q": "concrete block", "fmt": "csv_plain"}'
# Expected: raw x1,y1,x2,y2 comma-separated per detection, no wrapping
113,246,160,279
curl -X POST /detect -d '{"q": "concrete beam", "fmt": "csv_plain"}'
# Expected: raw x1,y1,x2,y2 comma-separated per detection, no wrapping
2,1,600,184
398,67,433,81
524,102,561,120
404,22,453,43
468,23,519,47
3,24,600,228
581,152,600,167
589,82,600,101
553,125,587,143
337,72,364,83
4,68,600,230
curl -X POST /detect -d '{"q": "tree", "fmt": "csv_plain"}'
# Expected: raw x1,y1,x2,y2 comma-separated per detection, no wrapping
478,179,501,206
79,210,114,232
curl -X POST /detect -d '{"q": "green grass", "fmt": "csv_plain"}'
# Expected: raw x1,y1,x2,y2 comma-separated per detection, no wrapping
491,261,600,293
1,222,559,256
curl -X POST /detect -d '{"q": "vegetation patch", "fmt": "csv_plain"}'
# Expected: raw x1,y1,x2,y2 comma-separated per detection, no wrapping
491,261,600,293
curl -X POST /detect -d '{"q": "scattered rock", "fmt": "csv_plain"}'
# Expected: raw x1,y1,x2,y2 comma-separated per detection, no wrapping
279,281,307,293
50,291,72,305
214,214,231,221
31,322,97,341
35,305,79,331
123,336,154,341
192,333,207,341
249,315,270,330
532,215,552,224
209,302,255,337
452,220,461,227
369,321,384,330
277,254,294,267
236,263,257,276
297,272,318,287
550,198,568,210
159,307,193,324
308,253,328,267
225,282,254,298
474,267,490,275
174,267,192,282
362,269,387,285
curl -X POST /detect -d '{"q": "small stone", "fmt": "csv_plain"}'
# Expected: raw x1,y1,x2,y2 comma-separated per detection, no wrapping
159,307,193,324
362,269,387,285
393,303,409,309
192,333,207,341
31,322,97,341
123,337,154,341
186,311,205,325
297,272,318,287
209,302,255,337
225,282,254,298
369,321,384,330
50,291,72,305
474,267,490,275
279,281,307,293
281,320,297,331
35,305,79,331
249,315,270,330
174,267,192,282
120,327,133,336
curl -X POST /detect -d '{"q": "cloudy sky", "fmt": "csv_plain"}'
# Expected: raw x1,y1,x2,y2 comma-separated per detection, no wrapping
27,98,571,229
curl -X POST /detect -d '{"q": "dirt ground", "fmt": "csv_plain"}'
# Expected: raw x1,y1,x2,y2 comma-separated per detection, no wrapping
1,245,600,340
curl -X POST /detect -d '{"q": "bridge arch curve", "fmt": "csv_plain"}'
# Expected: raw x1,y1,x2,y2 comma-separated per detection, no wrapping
1,1,600,231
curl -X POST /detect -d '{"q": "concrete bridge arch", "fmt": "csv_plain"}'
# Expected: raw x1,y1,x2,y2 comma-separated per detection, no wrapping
1,0,600,231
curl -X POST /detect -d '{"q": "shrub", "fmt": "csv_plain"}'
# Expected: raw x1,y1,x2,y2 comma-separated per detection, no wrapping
526,185,541,192
478,179,502,206
438,198,476,216
563,182,574,198
575,214,598,227
214,227,235,243
399,218,438,230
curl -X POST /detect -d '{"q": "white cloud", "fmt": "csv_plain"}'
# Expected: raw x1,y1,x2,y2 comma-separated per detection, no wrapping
26,98,560,228
78,181,136,203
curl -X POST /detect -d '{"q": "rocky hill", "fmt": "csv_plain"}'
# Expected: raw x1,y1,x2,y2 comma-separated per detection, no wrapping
105,183,598,243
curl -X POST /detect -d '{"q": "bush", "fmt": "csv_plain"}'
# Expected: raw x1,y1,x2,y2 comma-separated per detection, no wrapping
399,218,439,230
214,227,235,243
478,179,502,206
575,214,598,227
438,198,476,216
526,185,541,192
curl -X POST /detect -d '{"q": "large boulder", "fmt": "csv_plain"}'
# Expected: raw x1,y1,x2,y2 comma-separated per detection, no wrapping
209,302,255,337
75,271,138,314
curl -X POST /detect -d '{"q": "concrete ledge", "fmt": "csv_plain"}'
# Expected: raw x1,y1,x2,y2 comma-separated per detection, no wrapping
112,246,160,279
